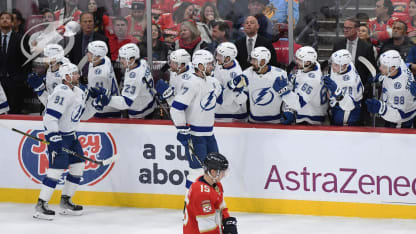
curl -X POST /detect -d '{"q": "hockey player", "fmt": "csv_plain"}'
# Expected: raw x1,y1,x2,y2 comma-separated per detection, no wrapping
155,49,192,106
239,46,288,124
86,40,121,118
170,49,223,189
183,152,237,234
103,43,156,118
33,62,108,220
366,50,416,128
0,83,8,114
273,46,328,125
324,49,363,126
214,42,248,122
27,44,70,106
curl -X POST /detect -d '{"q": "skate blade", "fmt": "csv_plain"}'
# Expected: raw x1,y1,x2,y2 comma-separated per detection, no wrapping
59,209,83,216
33,212,54,221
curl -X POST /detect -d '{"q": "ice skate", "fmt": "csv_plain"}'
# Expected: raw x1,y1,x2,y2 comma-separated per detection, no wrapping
59,195,83,216
33,199,55,220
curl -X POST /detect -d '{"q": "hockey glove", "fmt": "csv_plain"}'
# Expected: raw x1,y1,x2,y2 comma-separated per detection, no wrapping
45,132,62,165
323,75,342,99
272,76,290,96
156,79,175,100
89,87,107,98
93,94,111,111
368,73,381,83
27,72,45,91
409,81,416,97
176,126,191,147
228,75,248,91
281,111,295,125
366,98,386,115
223,217,238,234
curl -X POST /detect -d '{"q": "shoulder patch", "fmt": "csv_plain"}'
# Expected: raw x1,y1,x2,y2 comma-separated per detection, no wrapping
61,85,68,90
343,75,350,81
129,72,136,78
308,73,315,78
95,68,102,75
394,82,402,89
182,73,190,80
230,72,237,79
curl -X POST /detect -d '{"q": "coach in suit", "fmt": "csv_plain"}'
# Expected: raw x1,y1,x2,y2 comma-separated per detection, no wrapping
67,12,110,81
333,17,376,125
0,11,27,114
235,16,278,70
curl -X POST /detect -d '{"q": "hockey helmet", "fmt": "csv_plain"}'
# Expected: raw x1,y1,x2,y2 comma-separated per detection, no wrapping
43,44,64,65
203,152,229,172
63,21,80,37
88,40,108,58
119,43,140,61
192,49,214,76
378,50,401,74
330,49,352,74
216,42,238,64
296,46,317,64
169,49,191,65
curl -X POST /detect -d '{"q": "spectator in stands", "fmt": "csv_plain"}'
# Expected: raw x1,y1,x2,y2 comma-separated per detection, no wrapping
368,0,397,42
391,0,410,23
0,11,27,114
162,29,178,47
171,20,208,55
272,23,301,66
196,2,221,43
12,9,25,37
108,17,138,62
55,0,82,23
139,24,169,61
217,0,249,29
151,0,175,22
235,16,278,70
247,0,273,40
158,2,195,32
358,23,379,58
406,0,416,43
268,0,299,25
125,1,146,42
206,20,231,53
87,0,110,36
380,20,414,59
68,12,110,82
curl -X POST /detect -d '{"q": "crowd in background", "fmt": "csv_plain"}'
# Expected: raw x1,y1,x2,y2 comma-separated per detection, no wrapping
2,0,416,128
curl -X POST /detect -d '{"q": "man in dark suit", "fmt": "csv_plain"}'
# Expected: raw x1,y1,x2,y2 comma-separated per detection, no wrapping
235,16,278,70
67,12,110,82
0,11,27,114
333,17,376,125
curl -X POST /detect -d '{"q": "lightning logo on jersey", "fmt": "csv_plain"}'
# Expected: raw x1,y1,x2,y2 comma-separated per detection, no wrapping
253,87,274,106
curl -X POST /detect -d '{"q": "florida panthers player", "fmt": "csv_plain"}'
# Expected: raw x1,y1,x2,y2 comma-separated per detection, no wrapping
239,46,288,123
170,49,223,190
323,49,363,126
184,152,237,234
155,49,192,106
366,50,416,128
86,41,121,118
33,63,108,220
27,44,69,106
214,42,248,122
104,43,155,118
273,46,328,125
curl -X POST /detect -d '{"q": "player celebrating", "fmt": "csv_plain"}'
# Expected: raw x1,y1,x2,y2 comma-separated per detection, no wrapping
273,46,328,125
104,43,156,118
155,49,192,106
324,49,363,126
214,42,248,122
33,63,108,220
86,41,121,118
183,152,237,234
366,50,416,128
170,49,223,189
27,44,69,106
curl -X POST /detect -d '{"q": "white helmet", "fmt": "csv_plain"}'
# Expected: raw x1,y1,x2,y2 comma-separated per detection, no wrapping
192,49,214,76
43,44,64,65
379,50,402,73
250,47,271,71
119,43,140,61
170,49,191,65
63,21,80,37
216,42,238,61
88,40,108,58
59,62,79,81
331,49,352,66
295,46,317,65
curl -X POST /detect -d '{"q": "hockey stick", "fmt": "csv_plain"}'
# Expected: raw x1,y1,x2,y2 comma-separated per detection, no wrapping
142,77,171,119
358,56,377,127
11,128,119,166
187,138,204,167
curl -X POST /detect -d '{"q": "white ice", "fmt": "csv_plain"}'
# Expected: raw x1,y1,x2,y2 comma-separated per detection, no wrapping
1,203,416,234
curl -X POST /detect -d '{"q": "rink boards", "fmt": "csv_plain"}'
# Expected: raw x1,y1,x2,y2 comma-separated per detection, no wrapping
1,115,416,219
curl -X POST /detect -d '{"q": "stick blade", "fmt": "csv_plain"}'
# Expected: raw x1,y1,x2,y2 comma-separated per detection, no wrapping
101,154,120,166
358,56,376,78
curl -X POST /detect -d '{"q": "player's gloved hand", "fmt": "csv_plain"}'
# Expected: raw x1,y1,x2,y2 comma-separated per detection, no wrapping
45,132,62,164
176,126,190,147
89,87,107,98
368,73,381,83
27,72,45,91
409,81,416,97
156,79,174,99
223,217,238,234
228,74,248,91
366,98,386,115
272,76,290,96
281,111,295,125
323,75,342,98
93,94,111,111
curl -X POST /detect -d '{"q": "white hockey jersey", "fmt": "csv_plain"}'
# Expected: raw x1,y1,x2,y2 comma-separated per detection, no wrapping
329,63,363,111
108,59,155,118
243,65,287,123
38,58,70,106
87,56,120,117
379,66,416,124
166,65,193,106
170,73,222,136
43,84,96,134
283,64,328,124
213,60,248,122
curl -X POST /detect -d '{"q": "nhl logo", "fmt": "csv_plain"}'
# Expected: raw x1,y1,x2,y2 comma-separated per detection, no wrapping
18,130,118,186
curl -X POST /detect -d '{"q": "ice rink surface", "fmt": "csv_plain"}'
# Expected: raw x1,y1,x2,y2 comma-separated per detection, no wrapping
1,203,416,234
